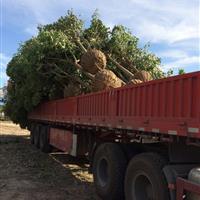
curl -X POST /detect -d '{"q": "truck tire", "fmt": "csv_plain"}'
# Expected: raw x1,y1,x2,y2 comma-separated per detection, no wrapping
33,125,40,148
93,143,127,200
188,168,200,200
39,126,52,153
125,153,169,200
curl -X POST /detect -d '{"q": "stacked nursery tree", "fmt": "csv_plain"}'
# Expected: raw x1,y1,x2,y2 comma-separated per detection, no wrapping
5,11,164,128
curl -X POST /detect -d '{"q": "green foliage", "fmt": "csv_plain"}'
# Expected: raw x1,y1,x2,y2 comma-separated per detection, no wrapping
0,105,3,112
178,68,185,75
165,69,174,77
5,10,162,128
84,10,110,49
104,25,161,79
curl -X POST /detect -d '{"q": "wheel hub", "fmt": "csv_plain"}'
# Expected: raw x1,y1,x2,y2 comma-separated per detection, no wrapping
133,173,154,200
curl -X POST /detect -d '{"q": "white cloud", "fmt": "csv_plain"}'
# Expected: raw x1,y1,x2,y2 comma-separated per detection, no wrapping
0,53,10,87
125,0,199,44
170,39,200,52
24,26,38,36
8,0,57,24
0,71,8,84
162,55,200,71
166,56,199,67
157,50,188,59
135,20,198,44
4,0,199,43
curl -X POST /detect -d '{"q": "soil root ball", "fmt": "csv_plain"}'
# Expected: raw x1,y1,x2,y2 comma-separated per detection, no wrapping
93,69,123,92
129,79,143,85
134,70,153,82
81,49,106,74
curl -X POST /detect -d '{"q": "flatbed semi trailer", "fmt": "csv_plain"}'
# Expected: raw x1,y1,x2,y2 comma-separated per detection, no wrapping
28,71,200,200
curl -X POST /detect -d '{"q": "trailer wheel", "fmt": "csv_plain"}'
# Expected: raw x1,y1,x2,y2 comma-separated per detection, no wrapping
125,153,169,200
39,126,52,153
33,125,40,148
93,143,127,200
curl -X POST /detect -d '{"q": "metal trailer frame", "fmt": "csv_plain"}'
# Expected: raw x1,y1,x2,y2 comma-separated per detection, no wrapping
176,178,200,200
29,71,200,141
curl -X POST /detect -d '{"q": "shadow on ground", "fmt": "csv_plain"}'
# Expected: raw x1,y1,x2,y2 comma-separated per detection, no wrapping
0,134,99,200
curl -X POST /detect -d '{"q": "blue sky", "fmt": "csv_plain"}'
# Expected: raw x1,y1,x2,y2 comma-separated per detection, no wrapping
0,0,199,87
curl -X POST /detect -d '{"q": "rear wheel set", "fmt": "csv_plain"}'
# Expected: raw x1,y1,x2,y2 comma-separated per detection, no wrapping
31,124,51,153
125,153,169,200
33,125,40,148
93,143,127,200
93,144,169,200
39,126,52,153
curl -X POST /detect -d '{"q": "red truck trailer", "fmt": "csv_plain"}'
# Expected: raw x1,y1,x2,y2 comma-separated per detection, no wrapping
28,71,200,200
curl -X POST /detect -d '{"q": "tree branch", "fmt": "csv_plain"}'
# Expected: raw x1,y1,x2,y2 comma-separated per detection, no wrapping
107,54,136,79
46,57,95,80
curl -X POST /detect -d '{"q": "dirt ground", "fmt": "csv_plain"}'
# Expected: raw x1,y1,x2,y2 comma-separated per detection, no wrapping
0,121,99,200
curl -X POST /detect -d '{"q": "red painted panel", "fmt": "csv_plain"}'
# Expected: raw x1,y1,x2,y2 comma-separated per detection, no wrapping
49,128,73,152
29,71,200,139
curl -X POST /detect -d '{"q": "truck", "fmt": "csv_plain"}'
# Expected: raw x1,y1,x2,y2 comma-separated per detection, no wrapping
28,71,200,200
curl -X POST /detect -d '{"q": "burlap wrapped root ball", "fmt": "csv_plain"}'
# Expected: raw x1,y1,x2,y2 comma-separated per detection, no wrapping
93,69,123,92
129,79,143,85
64,83,81,97
80,49,107,74
134,70,153,82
